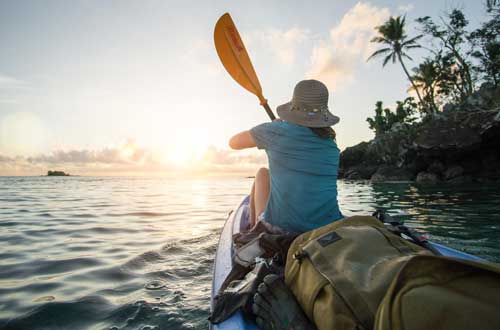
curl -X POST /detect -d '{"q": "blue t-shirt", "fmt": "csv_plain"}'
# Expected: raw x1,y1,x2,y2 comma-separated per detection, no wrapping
250,121,343,233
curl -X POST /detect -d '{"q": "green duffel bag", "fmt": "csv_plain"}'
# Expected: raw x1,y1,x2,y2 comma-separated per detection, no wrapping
375,255,500,330
285,215,432,330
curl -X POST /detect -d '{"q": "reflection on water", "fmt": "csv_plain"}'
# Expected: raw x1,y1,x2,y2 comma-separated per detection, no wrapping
339,181,500,258
0,177,499,330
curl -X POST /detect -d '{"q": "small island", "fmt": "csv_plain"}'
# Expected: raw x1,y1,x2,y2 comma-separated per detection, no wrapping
47,170,70,177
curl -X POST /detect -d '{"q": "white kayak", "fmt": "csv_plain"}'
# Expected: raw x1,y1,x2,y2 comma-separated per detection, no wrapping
210,196,483,330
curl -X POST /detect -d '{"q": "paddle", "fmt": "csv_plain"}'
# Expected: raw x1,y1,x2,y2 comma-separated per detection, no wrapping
214,13,276,120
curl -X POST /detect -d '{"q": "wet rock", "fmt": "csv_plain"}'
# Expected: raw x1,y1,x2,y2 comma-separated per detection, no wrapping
461,158,482,174
444,165,464,180
344,165,378,180
446,175,473,184
416,172,439,184
481,151,500,171
370,166,414,183
427,161,445,175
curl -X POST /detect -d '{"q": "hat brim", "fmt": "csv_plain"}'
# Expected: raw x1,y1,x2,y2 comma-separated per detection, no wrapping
276,101,340,128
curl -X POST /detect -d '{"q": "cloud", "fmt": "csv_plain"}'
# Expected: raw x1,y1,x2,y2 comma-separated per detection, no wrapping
0,143,267,176
249,27,309,65
0,74,26,89
183,39,222,76
306,2,390,90
25,139,156,166
0,74,29,104
0,154,13,162
202,146,266,166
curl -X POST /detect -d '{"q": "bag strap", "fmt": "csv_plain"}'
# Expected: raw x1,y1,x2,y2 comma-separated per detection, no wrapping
373,210,441,255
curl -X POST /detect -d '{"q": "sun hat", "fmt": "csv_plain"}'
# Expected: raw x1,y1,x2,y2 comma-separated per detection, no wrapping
276,79,340,127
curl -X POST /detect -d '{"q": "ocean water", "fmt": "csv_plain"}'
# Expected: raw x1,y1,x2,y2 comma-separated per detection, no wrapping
0,176,499,330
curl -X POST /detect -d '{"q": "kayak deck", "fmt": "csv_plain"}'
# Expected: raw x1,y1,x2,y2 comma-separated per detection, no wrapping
210,196,484,329
211,196,256,330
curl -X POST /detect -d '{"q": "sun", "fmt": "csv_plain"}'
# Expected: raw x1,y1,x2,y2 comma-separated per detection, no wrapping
167,145,193,166
159,137,209,168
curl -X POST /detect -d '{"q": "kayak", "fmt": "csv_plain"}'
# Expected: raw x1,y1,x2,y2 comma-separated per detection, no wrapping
210,196,484,330
211,196,257,330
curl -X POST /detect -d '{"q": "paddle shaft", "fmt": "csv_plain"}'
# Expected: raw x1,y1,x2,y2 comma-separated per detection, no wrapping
261,102,276,121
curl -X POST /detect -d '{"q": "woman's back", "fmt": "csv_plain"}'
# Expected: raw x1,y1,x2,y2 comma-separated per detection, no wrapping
250,120,342,233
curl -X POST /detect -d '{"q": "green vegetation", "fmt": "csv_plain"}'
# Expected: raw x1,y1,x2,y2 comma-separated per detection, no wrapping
47,170,70,176
366,1,500,135
366,98,417,136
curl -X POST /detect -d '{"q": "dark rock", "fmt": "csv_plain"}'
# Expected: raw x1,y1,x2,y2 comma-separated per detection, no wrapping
345,171,363,180
444,165,464,180
459,83,500,111
370,166,414,183
339,83,500,182
442,103,455,114
416,172,439,184
344,165,378,180
481,151,500,171
478,168,500,181
427,161,446,175
369,128,416,166
461,159,482,174
446,175,473,184
414,119,482,155
339,142,370,169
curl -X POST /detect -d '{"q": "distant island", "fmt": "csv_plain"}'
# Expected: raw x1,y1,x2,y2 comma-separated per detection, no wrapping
47,170,70,176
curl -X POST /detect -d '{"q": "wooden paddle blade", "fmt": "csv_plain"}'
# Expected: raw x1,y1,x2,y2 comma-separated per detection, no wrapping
214,13,266,104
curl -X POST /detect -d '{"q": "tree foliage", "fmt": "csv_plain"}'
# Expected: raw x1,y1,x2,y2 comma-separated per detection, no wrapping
416,9,474,103
469,2,500,86
366,98,418,136
366,2,499,135
368,16,424,105
410,59,441,113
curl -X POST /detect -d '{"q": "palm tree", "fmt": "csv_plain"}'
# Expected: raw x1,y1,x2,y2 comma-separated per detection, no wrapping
410,59,440,113
487,0,498,10
368,16,424,106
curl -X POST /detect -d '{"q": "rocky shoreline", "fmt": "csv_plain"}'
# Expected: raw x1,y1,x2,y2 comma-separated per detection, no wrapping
339,84,500,184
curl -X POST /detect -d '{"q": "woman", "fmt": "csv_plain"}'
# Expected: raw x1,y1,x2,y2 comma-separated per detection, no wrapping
229,79,342,234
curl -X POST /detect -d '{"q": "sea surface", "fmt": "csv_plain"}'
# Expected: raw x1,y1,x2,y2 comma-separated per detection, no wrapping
0,176,499,330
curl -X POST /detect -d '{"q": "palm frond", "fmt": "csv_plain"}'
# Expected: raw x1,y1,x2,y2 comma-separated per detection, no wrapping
367,47,393,61
370,36,391,44
382,54,392,66
401,52,414,61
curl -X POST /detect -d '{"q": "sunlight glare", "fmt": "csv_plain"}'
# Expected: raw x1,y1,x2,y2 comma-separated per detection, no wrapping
160,132,210,168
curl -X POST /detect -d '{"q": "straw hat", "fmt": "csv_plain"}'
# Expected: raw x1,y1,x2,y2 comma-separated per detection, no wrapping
276,80,340,127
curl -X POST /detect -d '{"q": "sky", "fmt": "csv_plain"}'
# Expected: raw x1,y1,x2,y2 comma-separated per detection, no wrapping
0,0,487,175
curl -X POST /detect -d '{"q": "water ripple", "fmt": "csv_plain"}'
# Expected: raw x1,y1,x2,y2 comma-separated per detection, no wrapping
0,177,499,330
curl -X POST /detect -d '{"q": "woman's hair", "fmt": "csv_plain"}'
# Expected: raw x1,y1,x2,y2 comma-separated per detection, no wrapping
310,127,336,140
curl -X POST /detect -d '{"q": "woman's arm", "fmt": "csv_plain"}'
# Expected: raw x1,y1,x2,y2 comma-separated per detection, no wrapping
229,130,256,150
